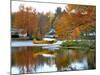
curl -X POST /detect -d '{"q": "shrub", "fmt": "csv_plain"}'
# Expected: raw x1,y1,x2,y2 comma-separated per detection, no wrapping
61,40,96,49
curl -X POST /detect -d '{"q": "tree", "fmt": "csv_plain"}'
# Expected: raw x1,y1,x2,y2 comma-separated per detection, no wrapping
56,4,96,40
66,4,96,32
70,27,80,39
25,7,38,37
56,11,73,40
11,13,16,28
13,5,38,38
51,7,62,27
37,12,53,39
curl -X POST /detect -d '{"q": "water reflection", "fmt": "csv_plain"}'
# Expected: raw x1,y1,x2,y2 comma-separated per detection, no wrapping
11,47,96,74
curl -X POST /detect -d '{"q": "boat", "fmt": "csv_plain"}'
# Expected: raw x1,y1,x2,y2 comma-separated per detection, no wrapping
32,40,49,44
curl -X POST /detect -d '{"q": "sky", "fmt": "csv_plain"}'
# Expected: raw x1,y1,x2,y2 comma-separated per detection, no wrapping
11,0,96,13
11,0,67,13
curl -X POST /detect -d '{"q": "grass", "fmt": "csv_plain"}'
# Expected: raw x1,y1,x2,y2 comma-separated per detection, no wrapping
60,40,96,50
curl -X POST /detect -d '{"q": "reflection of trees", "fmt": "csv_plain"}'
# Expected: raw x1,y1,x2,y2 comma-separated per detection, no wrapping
69,50,82,62
87,50,96,69
55,50,69,71
55,50,81,71
12,47,38,73
12,47,96,73
55,49,95,71
12,47,55,73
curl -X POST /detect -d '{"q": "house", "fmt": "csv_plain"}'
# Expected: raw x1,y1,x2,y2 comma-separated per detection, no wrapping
11,28,27,38
43,27,57,41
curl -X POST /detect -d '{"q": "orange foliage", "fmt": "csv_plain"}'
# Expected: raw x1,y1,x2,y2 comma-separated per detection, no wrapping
71,27,80,39
56,4,96,40
13,5,38,35
56,12,73,40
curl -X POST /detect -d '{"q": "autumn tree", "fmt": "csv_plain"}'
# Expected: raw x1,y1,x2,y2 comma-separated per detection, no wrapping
56,4,96,40
67,4,96,39
25,7,38,37
55,11,72,40
66,4,96,32
13,5,25,29
13,5,38,38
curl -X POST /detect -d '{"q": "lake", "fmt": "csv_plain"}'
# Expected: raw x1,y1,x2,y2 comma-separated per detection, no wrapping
11,45,96,74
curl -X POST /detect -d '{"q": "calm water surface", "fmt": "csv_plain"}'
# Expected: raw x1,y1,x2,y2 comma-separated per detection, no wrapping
11,46,95,74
